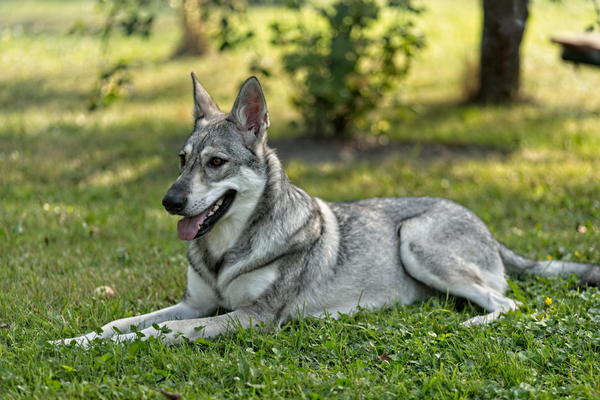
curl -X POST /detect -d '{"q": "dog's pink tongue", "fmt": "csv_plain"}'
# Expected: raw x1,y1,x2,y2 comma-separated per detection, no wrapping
177,211,209,241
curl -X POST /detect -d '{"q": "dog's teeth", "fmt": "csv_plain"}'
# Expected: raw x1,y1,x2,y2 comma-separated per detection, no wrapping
207,204,219,218
216,198,223,206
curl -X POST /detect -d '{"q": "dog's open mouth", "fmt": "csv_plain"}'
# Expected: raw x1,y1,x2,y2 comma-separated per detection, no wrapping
177,190,236,241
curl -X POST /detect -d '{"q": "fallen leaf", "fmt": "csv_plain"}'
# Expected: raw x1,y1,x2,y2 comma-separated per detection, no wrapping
378,353,391,363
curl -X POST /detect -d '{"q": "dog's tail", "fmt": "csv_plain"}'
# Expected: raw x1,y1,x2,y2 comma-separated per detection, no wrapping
498,242,600,287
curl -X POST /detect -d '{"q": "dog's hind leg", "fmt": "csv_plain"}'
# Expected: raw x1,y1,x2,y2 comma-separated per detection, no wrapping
398,205,517,325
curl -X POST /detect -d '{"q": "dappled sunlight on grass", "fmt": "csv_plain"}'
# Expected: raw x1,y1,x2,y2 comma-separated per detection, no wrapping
397,0,600,152
388,102,600,153
84,156,163,188
400,0,481,103
2,0,598,150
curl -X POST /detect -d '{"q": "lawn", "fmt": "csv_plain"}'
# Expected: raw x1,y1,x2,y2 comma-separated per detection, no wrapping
1,0,600,398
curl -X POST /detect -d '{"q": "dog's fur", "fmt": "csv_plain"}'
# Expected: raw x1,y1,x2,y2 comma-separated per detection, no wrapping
53,75,600,347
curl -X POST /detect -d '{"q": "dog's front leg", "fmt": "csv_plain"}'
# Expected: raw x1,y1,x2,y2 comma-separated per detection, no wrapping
51,301,209,347
109,307,275,346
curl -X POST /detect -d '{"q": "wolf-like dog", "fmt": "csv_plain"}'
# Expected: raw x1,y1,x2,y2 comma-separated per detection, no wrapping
53,75,600,347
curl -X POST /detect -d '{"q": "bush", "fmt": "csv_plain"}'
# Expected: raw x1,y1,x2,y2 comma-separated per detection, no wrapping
271,0,425,139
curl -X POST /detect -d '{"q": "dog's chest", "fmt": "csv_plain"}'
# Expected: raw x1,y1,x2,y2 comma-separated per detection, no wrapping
187,243,279,310
217,263,279,309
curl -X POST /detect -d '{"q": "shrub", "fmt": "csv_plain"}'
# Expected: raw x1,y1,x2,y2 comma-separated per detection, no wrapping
271,0,425,139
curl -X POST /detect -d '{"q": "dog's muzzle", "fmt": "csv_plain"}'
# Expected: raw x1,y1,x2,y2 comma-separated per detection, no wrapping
162,192,187,215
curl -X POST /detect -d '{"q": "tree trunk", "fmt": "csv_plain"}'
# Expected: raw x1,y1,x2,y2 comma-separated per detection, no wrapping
173,0,209,58
474,0,529,103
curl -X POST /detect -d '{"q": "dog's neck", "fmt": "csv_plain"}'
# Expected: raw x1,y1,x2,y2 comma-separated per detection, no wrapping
194,142,315,261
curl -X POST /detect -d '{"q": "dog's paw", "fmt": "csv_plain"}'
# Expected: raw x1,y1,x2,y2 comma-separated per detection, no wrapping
461,315,488,327
49,332,138,348
110,332,138,344
48,338,84,348
48,334,97,349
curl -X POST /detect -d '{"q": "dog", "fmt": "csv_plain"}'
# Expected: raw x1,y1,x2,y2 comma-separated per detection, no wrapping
53,74,600,347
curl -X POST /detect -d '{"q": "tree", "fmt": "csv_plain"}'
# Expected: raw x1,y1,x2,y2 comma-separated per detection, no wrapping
473,0,529,104
77,0,251,109
172,0,252,57
173,0,210,57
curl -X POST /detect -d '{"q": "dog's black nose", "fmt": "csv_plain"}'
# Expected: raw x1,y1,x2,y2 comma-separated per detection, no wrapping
162,192,187,214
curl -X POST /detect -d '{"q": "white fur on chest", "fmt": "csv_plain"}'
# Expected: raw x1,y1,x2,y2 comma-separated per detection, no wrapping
184,267,219,314
218,263,279,310
185,259,279,311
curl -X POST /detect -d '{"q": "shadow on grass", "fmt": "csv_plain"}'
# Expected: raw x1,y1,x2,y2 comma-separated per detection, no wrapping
0,78,90,113
272,98,600,163
3,73,599,174
386,100,600,152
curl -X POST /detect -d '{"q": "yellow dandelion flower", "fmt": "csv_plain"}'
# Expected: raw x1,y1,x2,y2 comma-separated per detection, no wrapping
545,297,552,306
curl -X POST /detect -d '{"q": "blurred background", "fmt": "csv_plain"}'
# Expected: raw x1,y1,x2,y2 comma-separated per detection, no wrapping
1,0,600,310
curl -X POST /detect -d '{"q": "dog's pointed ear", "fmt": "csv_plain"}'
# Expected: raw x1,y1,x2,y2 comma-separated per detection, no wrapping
229,77,270,141
192,72,220,121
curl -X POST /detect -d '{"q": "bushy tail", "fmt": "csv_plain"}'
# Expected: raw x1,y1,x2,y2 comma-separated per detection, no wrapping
498,242,600,287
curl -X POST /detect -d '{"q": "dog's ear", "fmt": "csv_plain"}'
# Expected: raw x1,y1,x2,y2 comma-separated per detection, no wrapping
229,77,270,142
191,72,221,121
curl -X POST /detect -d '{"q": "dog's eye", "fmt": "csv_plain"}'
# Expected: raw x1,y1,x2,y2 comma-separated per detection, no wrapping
179,154,186,166
211,158,224,166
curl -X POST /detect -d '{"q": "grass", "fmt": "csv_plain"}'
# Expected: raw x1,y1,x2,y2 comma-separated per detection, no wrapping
1,0,600,398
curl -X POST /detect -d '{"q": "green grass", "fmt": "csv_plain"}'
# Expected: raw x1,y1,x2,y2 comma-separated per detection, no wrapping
2,0,600,398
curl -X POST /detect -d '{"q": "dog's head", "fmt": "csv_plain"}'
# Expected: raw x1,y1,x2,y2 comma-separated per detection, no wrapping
162,74,270,241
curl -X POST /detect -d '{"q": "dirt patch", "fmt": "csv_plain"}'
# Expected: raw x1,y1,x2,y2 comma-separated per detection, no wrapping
269,136,510,164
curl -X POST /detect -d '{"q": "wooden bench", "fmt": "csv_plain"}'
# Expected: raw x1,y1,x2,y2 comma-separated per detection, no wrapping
551,33,600,66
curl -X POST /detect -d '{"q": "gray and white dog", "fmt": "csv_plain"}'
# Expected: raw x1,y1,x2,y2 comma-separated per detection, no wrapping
54,75,600,346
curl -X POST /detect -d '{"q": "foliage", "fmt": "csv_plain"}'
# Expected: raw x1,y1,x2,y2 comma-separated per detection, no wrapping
76,0,253,110
69,0,159,42
585,0,600,31
207,0,254,52
88,60,134,111
172,0,253,56
96,0,158,42
270,0,425,138
73,0,162,110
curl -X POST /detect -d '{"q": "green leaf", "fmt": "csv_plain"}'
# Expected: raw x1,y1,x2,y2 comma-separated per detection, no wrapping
61,365,74,373
237,356,251,381
128,340,145,356
507,280,530,312
151,365,168,377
